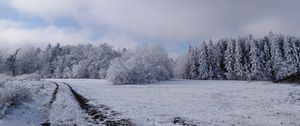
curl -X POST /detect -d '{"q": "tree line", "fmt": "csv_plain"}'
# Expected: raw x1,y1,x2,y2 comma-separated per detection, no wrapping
0,44,174,84
0,43,120,79
176,32,300,81
1,32,299,84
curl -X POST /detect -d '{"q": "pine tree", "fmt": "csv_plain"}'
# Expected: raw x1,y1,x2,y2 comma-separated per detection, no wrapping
262,36,272,80
198,42,209,80
190,47,199,79
269,33,285,80
184,46,192,79
185,46,198,79
284,36,297,75
207,40,216,79
224,39,235,80
243,40,252,80
249,35,265,80
292,38,300,72
234,39,246,80
214,42,225,79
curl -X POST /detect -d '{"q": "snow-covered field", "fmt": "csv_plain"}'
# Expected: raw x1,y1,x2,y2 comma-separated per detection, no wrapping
0,80,132,126
0,79,299,126
60,79,300,126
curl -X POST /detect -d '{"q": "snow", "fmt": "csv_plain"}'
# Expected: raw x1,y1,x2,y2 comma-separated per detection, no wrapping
0,81,55,126
47,82,93,126
59,79,300,126
0,79,299,126
0,80,96,126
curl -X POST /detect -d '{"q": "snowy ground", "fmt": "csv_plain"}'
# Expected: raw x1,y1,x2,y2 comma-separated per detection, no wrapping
0,79,299,126
58,79,300,126
0,81,55,126
0,80,132,126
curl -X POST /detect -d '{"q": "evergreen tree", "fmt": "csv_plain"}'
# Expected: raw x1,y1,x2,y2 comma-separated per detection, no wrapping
284,36,297,75
234,39,247,80
224,39,236,80
262,36,272,80
189,47,198,79
185,46,197,79
269,33,286,80
292,38,300,72
207,40,216,79
184,46,192,79
198,42,209,80
249,35,265,80
214,42,225,79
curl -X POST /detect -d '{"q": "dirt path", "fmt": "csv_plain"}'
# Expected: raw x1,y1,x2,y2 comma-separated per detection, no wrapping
41,82,59,126
41,81,133,126
49,82,59,105
172,117,199,126
64,82,134,126
43,82,93,126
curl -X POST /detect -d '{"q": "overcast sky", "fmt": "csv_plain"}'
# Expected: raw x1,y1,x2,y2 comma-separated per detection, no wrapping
1,0,300,56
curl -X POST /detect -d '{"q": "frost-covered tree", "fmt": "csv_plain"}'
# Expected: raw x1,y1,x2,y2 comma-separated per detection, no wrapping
174,54,188,78
262,36,272,80
107,45,173,84
180,33,300,81
198,42,209,80
185,46,198,79
1,32,300,82
214,42,226,79
0,49,8,73
54,55,70,78
248,35,265,80
224,39,236,80
73,60,89,78
5,49,20,76
16,47,41,75
40,44,55,78
35,43,120,79
269,33,286,80
234,39,247,80
207,40,216,79
283,36,298,75
292,38,300,72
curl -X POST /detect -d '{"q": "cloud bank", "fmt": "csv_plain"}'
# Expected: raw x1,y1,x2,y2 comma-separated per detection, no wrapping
1,0,300,54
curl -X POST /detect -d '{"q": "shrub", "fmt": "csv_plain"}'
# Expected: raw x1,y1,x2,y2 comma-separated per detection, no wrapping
107,45,173,84
0,83,32,118
0,74,12,81
12,73,42,81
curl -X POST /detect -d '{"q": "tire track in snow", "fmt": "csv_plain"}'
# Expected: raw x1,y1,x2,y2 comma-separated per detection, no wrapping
63,82,134,126
49,82,59,105
44,82,93,126
172,117,199,126
41,82,59,126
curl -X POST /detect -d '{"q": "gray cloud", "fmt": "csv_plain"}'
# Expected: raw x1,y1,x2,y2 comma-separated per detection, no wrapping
0,19,90,48
2,0,300,52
